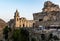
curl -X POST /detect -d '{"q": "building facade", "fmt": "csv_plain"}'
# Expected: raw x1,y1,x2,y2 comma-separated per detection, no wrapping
8,10,35,29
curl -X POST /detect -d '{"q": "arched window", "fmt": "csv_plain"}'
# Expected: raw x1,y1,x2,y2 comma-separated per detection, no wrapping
23,24,25,27
17,18,19,21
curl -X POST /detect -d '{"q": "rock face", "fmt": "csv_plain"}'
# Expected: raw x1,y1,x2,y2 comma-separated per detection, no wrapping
43,1,60,12
0,19,7,28
33,1,60,27
0,19,7,40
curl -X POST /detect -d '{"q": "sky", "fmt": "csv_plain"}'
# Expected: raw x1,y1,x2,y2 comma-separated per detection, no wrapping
0,0,60,22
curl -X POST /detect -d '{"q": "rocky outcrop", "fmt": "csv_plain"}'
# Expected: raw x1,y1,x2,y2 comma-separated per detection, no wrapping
33,1,60,27
42,1,60,21
0,19,7,28
0,19,7,41
42,1,60,12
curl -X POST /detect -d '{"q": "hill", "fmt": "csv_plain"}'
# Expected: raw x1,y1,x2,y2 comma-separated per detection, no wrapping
0,19,7,28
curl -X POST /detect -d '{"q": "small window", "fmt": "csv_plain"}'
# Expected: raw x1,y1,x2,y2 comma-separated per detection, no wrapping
17,18,18,21
39,19,43,21
23,24,25,27
33,23,35,27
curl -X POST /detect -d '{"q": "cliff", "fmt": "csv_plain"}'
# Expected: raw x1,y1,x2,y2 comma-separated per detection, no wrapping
42,1,60,12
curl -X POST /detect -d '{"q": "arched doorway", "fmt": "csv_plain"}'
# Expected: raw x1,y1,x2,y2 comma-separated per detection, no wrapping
23,24,25,27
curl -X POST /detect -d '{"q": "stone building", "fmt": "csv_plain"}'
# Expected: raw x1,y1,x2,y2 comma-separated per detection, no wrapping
33,1,60,27
8,10,35,29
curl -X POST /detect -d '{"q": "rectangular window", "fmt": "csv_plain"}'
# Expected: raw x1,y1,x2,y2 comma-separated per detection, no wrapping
39,19,43,21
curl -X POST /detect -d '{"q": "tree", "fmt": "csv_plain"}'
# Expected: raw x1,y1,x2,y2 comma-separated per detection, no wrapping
41,34,45,40
3,26,10,40
12,28,29,41
31,37,36,41
53,35,59,41
47,33,53,41
46,33,59,41
13,29,20,41
20,28,29,41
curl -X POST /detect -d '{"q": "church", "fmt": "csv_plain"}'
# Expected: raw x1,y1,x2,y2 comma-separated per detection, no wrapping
8,10,35,29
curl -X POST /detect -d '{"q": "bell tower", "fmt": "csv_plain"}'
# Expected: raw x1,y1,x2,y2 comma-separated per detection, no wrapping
14,10,20,28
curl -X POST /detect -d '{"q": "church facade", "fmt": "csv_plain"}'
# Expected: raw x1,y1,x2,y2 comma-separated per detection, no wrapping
8,10,35,29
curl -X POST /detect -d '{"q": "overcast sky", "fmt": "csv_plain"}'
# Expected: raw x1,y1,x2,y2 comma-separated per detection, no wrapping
0,0,60,22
